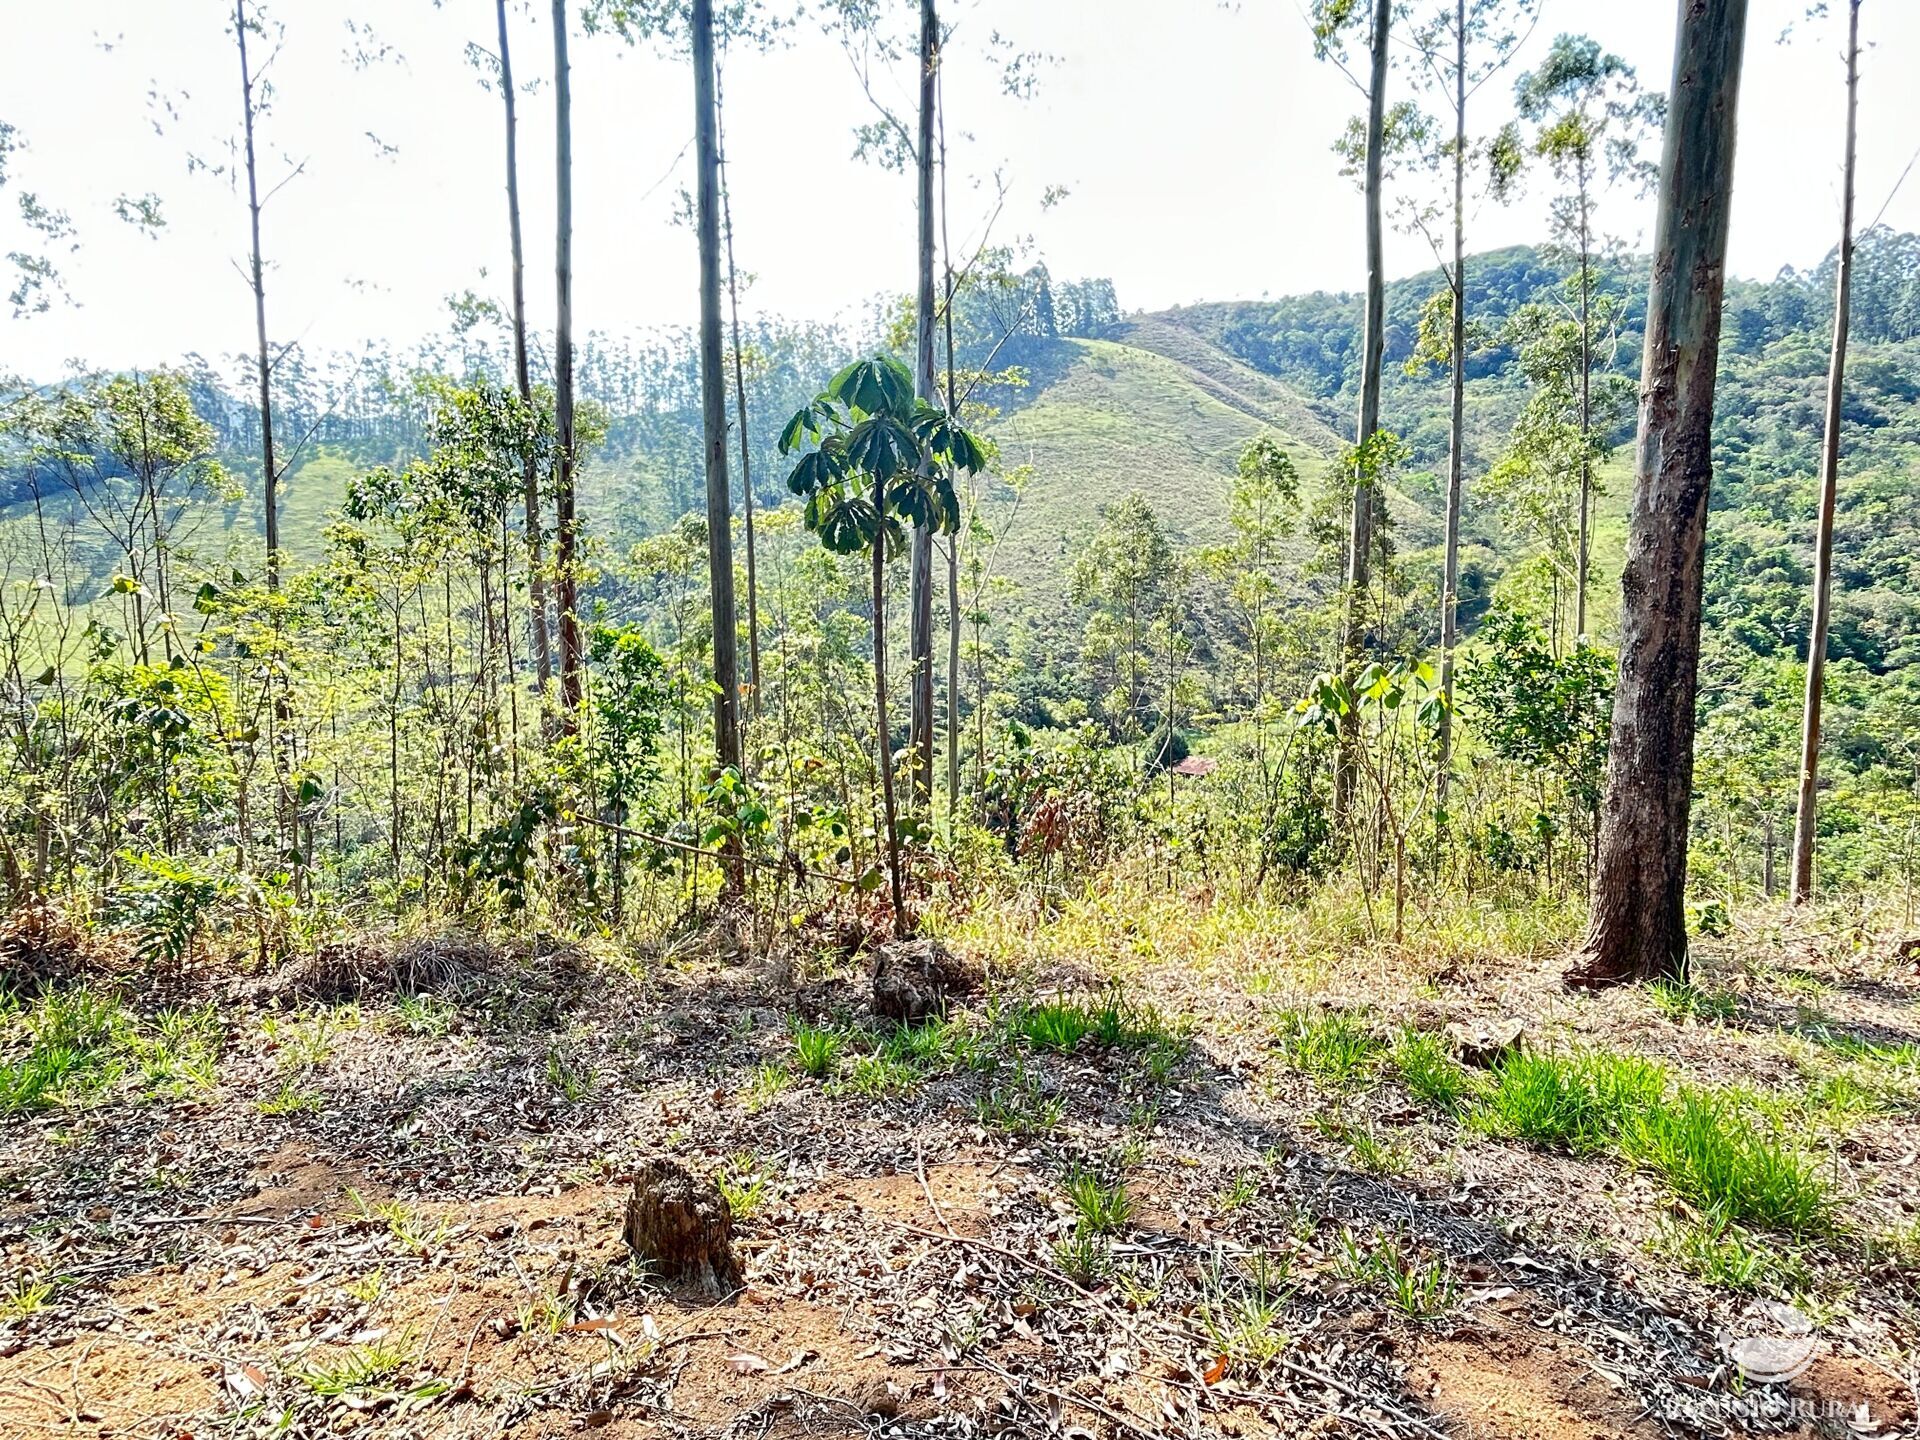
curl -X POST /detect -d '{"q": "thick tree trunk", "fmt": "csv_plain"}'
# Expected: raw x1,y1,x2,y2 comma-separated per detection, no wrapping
497,0,553,701
551,0,583,720
715,63,761,726
1336,0,1391,820
693,0,744,894
1790,0,1860,907
1575,0,1749,987
236,0,278,592
1436,0,1467,826
908,0,939,809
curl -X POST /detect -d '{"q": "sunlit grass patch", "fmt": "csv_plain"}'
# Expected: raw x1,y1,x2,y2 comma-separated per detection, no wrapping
1390,1028,1476,1113
1061,1163,1132,1234
790,1018,844,1079
1273,1008,1382,1090
1472,1049,1666,1151
1619,1090,1829,1234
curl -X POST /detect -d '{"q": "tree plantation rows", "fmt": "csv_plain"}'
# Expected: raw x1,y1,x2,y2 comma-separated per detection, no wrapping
0,0,1913,990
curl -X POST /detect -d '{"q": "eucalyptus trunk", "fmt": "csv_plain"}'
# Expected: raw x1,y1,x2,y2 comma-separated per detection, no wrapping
1336,0,1392,820
1436,0,1467,827
551,0,583,719
716,62,762,725
235,0,278,592
693,0,745,894
907,0,940,809
496,0,553,701
1790,0,1861,906
1576,0,1748,987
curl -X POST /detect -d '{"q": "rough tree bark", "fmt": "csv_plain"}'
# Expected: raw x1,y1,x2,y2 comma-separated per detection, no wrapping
693,0,744,895
1790,0,1861,907
551,0,583,720
496,0,554,702
1336,0,1392,820
1574,0,1749,987
907,0,939,809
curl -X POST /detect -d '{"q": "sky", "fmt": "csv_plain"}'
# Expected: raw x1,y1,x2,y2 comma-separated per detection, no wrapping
4,0,1917,379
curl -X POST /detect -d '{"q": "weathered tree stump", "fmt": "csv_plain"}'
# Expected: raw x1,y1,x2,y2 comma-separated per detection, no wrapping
871,937,970,1024
623,1158,740,1293
1445,1016,1525,1069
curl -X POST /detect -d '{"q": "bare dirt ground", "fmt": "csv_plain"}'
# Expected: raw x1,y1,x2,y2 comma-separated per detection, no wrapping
2,908,1917,1439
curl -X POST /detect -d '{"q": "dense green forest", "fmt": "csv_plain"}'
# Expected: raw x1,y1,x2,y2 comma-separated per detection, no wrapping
3,2,1919,1436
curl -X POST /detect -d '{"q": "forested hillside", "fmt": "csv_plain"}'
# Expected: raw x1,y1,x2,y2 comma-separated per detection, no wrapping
4,3,1920,1437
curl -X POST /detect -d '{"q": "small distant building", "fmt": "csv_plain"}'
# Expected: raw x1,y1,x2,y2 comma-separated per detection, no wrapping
1171,756,1218,778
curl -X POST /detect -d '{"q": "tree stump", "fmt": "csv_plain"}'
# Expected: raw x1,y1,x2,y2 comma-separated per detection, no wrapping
623,1158,740,1293
1445,1016,1525,1069
871,937,970,1024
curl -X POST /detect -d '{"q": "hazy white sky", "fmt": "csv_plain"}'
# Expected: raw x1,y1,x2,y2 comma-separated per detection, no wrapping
5,0,1916,377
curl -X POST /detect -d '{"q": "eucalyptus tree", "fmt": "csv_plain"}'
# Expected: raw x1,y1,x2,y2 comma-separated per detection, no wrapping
1310,0,1394,820
1514,34,1660,640
714,62,762,723
1577,0,1749,987
1791,0,1864,906
1399,0,1535,819
692,0,746,894
234,0,283,591
551,0,583,720
779,357,984,934
489,0,555,701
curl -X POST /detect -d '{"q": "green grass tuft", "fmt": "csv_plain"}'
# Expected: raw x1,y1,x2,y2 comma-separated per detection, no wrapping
1274,1009,1383,1090
1391,1029,1475,1113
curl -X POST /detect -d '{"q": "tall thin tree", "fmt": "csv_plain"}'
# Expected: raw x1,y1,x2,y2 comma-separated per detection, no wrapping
1333,0,1392,818
693,0,744,893
1575,0,1749,986
907,0,939,808
235,0,279,592
1406,0,1534,821
715,60,761,724
496,0,554,702
551,0,582,718
1790,0,1863,906
1515,35,1657,643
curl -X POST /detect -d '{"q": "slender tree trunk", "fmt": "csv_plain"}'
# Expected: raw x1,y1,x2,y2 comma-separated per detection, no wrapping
236,0,278,592
1791,0,1860,907
1575,174,1593,640
715,61,761,726
497,0,554,702
551,0,583,720
908,0,939,809
1337,0,1391,820
1436,0,1467,829
872,477,908,934
939,62,961,816
1575,0,1749,987
693,0,744,894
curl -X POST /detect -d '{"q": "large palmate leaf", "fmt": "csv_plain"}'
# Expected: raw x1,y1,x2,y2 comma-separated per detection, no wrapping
808,494,883,554
887,470,963,534
828,356,913,419
911,406,987,474
844,414,919,481
778,399,833,455
785,445,845,497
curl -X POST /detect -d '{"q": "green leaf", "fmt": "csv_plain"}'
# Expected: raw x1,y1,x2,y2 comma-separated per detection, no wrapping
828,356,914,418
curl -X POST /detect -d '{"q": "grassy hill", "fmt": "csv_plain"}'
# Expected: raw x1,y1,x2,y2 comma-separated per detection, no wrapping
977,329,1341,598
